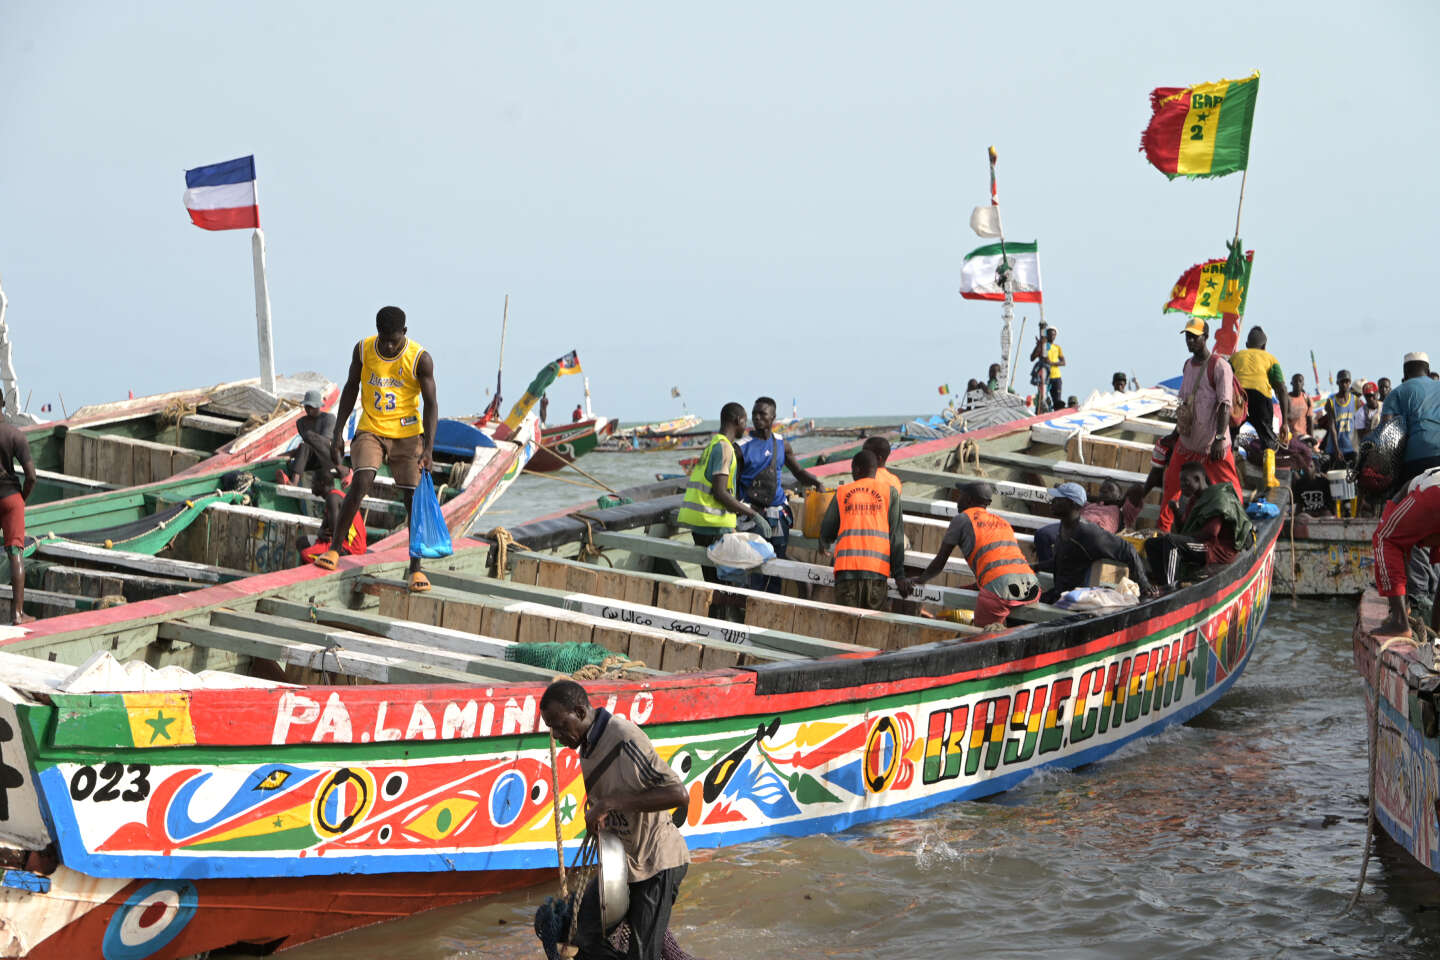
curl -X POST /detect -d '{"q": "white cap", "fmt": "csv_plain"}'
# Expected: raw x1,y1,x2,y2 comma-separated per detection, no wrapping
1405,351,1430,364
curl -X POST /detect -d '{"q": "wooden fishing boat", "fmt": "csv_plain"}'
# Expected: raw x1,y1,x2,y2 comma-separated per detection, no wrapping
526,416,615,474
20,374,337,510
0,412,1279,958
0,414,540,624
1351,590,1440,878
596,414,702,452
1029,389,1383,598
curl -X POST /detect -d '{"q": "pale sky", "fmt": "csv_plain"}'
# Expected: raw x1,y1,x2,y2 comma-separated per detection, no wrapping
3,2,1437,421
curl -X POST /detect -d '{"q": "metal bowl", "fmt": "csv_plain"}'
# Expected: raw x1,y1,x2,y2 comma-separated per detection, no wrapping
597,831,630,928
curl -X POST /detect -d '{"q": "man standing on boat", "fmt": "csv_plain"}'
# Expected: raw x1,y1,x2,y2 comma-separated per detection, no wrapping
1158,319,1243,532
737,396,822,592
0,424,35,625
1373,467,1440,637
540,679,690,960
677,403,769,585
911,481,1038,629
820,450,910,610
1380,352,1440,487
1286,373,1314,442
315,305,437,592
1227,326,1290,489
862,436,902,497
1030,324,1065,412
1316,369,1359,469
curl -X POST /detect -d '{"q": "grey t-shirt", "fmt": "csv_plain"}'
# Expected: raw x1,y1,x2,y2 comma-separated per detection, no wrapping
580,711,690,882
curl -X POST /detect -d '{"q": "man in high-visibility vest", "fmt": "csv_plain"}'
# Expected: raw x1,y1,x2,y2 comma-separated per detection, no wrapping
863,436,902,498
676,402,770,584
912,481,1039,629
819,450,909,610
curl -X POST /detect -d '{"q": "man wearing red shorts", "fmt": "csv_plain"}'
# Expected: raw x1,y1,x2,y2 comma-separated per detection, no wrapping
1158,318,1243,531
1373,467,1440,636
0,425,36,624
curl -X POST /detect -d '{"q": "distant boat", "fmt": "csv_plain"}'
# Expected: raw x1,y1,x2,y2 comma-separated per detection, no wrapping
598,413,703,451
526,416,616,473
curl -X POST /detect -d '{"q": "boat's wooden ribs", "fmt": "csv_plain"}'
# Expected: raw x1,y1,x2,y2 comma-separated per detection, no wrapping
33,541,247,583
506,549,975,650
62,429,206,487
156,620,481,685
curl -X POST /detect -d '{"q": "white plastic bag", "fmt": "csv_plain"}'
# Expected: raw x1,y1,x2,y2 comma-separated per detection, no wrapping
706,531,776,572
1055,586,1139,611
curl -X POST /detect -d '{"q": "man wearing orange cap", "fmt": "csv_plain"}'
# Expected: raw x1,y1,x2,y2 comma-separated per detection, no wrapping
1158,318,1243,532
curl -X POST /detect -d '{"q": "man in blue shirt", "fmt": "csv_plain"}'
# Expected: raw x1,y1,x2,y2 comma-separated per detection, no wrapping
1381,351,1440,487
736,396,824,591
1317,369,1359,467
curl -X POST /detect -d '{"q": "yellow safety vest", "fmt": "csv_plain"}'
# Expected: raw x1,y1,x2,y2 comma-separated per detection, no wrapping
677,434,736,529
357,335,425,438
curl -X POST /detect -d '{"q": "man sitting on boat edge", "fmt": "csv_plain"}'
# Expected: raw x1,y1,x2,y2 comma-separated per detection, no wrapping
1144,462,1254,591
1373,467,1440,637
1043,482,1158,603
911,481,1039,630
540,679,690,960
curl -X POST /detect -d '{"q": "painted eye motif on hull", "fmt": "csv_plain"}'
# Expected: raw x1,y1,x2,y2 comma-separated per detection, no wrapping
101,880,198,960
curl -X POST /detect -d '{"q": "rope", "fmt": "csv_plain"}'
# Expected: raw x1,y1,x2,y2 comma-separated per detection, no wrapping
488,525,530,577
1296,495,1307,601
449,460,468,488
571,655,645,681
577,517,602,564
1342,634,1414,915
960,439,985,476
158,399,199,445
549,733,569,899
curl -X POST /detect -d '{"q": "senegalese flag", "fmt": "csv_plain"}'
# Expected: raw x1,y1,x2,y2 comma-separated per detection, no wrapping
1141,71,1259,179
1164,250,1254,320
555,350,582,376
938,384,950,396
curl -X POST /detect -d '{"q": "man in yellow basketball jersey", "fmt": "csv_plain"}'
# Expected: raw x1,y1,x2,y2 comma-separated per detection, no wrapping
315,306,438,591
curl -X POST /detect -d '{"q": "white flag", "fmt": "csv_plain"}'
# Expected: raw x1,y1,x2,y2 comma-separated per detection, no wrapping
969,205,1002,238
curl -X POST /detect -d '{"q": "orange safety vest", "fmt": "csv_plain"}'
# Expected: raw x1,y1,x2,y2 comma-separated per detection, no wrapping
876,466,902,497
961,507,1032,590
834,477,893,577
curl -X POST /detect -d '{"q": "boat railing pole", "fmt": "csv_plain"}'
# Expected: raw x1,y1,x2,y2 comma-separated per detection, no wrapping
0,274,18,420
251,227,277,395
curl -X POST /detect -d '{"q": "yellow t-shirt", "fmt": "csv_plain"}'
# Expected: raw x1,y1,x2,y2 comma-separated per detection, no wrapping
1046,343,1064,379
1228,348,1282,394
356,335,425,438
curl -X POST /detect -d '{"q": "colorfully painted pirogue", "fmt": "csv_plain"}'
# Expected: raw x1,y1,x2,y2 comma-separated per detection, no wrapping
0,409,1279,958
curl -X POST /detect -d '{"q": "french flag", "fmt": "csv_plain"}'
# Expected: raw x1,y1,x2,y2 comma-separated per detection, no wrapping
182,155,259,231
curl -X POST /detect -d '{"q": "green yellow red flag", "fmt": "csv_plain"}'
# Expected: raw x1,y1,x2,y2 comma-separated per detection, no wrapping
1164,250,1254,320
1141,72,1259,179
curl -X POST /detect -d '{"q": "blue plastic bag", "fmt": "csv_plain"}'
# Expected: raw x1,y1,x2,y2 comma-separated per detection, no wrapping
409,472,453,559
1245,497,1281,520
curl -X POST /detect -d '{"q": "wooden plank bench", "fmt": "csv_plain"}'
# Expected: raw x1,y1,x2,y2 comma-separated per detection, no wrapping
157,620,480,685
432,567,870,657
506,551,973,647
352,578,773,673
208,609,551,683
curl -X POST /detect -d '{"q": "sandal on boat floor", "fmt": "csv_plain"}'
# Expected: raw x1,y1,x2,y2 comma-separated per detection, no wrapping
313,550,341,571
409,571,432,593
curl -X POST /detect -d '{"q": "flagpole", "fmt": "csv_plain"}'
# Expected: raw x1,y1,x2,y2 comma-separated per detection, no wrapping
251,227,277,394
988,146,1015,384
0,274,17,420
496,294,509,402
1231,166,1249,244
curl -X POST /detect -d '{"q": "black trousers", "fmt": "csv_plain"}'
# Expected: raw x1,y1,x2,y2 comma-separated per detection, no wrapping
575,864,688,960
689,530,722,584
1232,388,1277,449
1144,533,1208,588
